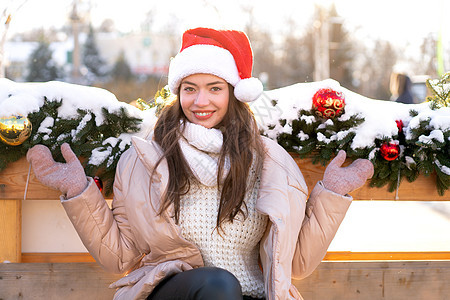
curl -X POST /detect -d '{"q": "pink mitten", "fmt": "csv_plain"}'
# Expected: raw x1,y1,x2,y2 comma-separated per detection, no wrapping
322,150,374,195
26,143,88,198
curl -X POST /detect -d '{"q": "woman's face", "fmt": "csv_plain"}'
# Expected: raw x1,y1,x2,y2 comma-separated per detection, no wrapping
179,73,229,129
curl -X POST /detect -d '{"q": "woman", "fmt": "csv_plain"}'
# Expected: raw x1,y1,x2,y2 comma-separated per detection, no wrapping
389,72,414,104
27,28,374,300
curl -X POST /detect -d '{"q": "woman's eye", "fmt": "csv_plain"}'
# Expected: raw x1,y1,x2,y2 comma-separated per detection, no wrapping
183,86,195,92
211,87,222,92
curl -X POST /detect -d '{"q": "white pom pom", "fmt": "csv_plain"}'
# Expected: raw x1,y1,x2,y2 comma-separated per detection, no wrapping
234,77,263,103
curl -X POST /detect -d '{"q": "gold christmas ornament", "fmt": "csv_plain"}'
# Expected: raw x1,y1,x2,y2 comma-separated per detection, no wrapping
0,115,32,146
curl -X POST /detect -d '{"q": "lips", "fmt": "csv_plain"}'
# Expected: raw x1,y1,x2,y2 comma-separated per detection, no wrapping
193,111,214,120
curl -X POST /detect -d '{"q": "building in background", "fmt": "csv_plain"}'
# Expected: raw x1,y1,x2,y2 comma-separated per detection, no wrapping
4,31,175,82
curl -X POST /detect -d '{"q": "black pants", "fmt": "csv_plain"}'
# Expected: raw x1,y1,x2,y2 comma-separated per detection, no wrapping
146,267,263,300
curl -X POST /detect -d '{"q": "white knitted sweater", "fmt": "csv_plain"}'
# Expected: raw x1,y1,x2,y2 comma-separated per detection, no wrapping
177,123,268,298
179,181,268,298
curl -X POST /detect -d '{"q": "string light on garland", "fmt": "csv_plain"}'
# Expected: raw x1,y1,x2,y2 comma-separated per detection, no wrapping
380,142,400,161
312,88,345,119
0,115,32,146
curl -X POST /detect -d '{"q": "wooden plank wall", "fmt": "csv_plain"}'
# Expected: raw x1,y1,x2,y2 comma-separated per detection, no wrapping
0,263,120,300
293,261,450,300
1,261,449,300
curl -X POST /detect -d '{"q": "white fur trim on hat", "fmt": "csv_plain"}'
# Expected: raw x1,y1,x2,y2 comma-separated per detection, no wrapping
168,44,263,103
234,77,264,103
168,45,240,93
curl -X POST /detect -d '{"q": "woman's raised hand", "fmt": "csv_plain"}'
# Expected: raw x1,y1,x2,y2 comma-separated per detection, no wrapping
322,150,374,195
27,143,88,198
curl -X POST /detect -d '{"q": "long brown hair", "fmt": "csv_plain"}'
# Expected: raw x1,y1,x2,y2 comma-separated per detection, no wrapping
153,85,265,228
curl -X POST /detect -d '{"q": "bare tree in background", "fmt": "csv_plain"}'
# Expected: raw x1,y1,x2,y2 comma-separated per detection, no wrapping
0,0,28,77
279,18,314,86
358,40,397,99
242,5,280,90
276,5,358,91
415,33,438,77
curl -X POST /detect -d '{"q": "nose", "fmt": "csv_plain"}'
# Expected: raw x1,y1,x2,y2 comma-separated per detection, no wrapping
194,90,209,106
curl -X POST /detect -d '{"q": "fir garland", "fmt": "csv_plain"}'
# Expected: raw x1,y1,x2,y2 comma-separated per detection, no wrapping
1,77,449,196
0,96,142,195
271,76,450,196
276,108,366,165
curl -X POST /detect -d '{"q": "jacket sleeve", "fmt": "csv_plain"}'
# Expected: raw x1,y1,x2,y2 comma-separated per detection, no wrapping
291,181,352,280
61,151,142,274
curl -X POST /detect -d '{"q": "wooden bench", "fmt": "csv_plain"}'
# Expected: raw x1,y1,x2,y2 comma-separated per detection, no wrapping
1,156,449,299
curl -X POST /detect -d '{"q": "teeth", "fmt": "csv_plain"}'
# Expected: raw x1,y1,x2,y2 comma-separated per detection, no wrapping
195,112,212,116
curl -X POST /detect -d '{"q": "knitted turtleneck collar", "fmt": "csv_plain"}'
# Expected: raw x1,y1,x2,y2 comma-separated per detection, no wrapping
179,122,229,186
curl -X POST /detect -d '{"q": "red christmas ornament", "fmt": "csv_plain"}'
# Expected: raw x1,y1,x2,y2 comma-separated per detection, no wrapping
395,120,403,133
94,176,103,192
380,142,400,161
312,88,345,119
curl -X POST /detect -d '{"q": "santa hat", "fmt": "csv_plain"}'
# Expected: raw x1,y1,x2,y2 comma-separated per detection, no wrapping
168,27,263,103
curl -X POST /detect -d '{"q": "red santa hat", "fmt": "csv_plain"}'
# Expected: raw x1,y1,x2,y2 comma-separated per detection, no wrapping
168,27,263,103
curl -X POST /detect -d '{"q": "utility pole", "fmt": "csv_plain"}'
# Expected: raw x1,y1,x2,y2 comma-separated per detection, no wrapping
70,0,81,83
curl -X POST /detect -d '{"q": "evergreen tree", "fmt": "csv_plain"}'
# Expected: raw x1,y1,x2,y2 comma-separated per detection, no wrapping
111,50,133,81
82,25,107,80
26,39,60,82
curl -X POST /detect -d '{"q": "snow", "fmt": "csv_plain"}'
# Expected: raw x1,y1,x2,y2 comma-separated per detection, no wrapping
73,114,92,139
300,115,315,124
37,116,54,135
89,146,113,167
0,78,155,166
0,79,143,125
251,78,443,150
336,129,356,141
436,160,450,175
419,130,445,145
1,78,448,160
297,131,309,141
405,156,416,169
429,107,450,131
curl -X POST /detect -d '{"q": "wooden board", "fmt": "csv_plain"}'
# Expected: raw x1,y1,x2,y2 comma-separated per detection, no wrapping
0,157,109,200
0,158,61,200
0,199,21,263
1,261,449,300
19,251,450,264
294,261,450,300
0,262,122,300
295,155,448,201
1,156,448,201
21,253,96,263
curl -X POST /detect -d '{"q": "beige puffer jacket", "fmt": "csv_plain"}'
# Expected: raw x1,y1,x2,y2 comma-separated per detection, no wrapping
61,135,352,300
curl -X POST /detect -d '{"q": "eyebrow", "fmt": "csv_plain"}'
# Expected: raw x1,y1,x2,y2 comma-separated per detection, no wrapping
181,80,227,87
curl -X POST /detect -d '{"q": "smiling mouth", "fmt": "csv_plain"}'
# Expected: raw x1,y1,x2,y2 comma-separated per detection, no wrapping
195,112,212,116
193,111,213,119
